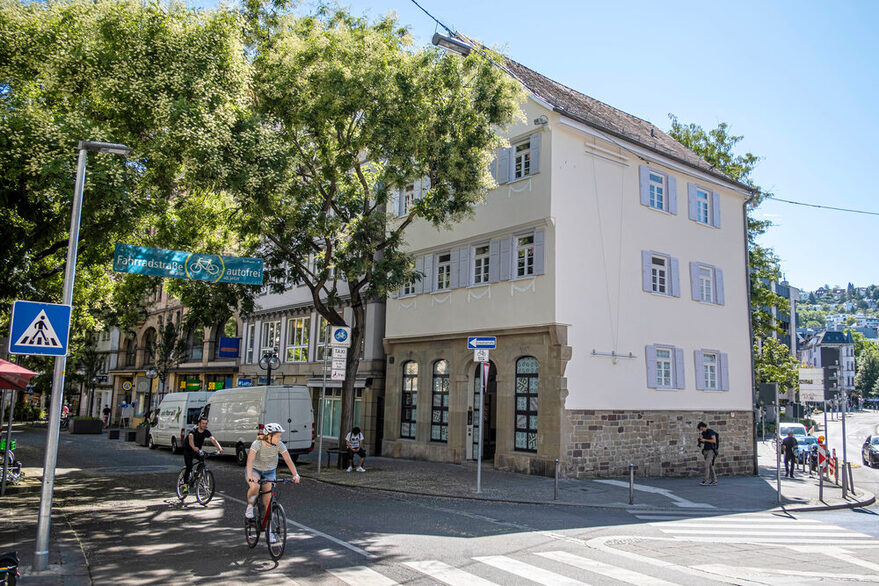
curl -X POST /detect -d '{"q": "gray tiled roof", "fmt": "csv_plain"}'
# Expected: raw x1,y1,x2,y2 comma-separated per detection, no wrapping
503,57,751,191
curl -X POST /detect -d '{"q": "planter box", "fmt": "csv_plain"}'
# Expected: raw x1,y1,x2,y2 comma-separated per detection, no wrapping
107,429,120,440
135,426,150,447
70,419,103,434
125,430,137,442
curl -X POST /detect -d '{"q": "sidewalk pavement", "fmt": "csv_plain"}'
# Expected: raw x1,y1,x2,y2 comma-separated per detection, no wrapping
298,440,874,513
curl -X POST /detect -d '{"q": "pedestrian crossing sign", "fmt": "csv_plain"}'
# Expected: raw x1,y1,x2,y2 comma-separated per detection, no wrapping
8,300,72,356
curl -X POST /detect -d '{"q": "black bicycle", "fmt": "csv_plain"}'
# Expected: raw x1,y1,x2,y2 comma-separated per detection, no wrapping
0,550,19,585
175,452,218,506
244,478,294,560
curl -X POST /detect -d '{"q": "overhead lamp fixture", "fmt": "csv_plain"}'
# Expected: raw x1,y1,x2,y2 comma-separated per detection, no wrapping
431,32,471,57
79,140,132,156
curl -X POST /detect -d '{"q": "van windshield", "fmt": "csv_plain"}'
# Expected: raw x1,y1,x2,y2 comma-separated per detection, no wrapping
186,407,202,425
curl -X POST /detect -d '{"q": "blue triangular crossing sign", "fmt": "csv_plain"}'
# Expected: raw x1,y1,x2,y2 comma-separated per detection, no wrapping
8,301,72,356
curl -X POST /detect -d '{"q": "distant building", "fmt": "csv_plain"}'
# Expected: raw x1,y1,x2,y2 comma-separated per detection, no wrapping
765,281,799,355
800,330,855,400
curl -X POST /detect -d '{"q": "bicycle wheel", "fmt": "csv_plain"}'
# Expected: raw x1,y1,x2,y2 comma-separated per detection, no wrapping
175,468,187,501
267,502,287,560
244,513,260,548
196,470,215,506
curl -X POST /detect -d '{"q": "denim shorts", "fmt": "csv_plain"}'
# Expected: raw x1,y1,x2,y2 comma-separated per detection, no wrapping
250,468,277,482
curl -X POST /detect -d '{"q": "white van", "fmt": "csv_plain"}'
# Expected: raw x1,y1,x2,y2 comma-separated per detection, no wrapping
778,422,808,438
149,391,212,452
201,385,314,465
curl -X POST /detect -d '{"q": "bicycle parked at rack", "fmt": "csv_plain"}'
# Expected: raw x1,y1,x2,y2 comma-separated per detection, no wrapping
175,452,218,506
0,550,19,585
0,439,23,486
244,478,294,560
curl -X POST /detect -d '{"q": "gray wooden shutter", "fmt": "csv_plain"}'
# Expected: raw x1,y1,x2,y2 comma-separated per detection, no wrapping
645,345,658,388
670,257,680,298
449,248,459,289
414,256,425,295
423,254,434,293
392,189,401,218
498,148,511,184
674,348,686,389
499,237,512,281
390,287,398,299
715,268,725,305
458,246,470,287
530,133,541,175
720,352,730,391
667,175,678,215
508,145,517,182
689,262,700,301
641,251,652,292
687,183,698,221
489,157,498,183
533,229,545,275
488,240,500,283
397,188,406,217
639,166,651,206
712,191,722,228
694,350,705,390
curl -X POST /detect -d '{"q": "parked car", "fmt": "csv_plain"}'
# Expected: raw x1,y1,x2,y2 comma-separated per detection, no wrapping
796,435,818,464
778,423,808,438
149,391,212,452
862,435,879,468
200,385,314,465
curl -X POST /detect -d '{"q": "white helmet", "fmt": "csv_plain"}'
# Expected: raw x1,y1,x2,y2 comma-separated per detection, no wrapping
263,423,285,434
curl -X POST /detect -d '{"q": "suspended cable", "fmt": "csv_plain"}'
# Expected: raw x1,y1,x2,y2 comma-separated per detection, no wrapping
764,196,879,217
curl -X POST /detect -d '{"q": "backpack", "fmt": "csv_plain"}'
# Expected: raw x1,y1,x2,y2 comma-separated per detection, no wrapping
713,431,720,452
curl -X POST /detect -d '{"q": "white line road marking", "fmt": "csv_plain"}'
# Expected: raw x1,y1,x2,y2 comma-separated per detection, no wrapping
328,566,398,586
474,555,588,585
822,550,879,573
693,564,879,583
596,480,715,508
537,550,678,586
404,560,498,586
661,529,860,536
220,492,375,559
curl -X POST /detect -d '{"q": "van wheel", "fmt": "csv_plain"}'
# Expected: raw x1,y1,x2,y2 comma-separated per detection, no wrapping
171,437,179,454
236,444,247,466
148,434,156,450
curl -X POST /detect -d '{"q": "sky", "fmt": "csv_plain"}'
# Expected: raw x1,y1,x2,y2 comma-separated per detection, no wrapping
203,0,878,291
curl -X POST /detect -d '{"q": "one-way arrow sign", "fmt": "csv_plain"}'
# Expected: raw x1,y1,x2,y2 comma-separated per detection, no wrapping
467,336,496,349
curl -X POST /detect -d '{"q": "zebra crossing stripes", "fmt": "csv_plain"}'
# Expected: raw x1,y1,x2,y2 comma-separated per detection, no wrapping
473,555,589,585
328,566,397,586
536,551,679,586
403,560,497,586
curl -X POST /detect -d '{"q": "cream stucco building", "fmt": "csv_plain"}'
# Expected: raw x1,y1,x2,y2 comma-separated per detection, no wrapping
381,59,756,478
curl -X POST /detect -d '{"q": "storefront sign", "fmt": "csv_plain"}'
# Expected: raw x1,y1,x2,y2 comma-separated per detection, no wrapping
218,337,240,358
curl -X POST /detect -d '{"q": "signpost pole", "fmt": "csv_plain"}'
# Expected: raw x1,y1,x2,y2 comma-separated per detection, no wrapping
476,361,486,494
317,323,328,474
1,390,16,497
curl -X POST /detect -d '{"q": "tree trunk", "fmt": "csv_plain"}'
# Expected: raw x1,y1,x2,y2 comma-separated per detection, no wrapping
337,296,366,447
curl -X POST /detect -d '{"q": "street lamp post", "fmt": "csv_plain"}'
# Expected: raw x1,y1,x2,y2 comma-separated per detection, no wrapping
33,140,131,571
145,367,158,423
258,348,280,386
87,375,98,418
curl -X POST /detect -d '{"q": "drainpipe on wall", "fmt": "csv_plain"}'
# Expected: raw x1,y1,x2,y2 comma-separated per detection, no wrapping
743,191,759,475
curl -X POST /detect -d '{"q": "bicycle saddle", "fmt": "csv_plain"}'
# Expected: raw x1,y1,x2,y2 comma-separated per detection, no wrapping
0,550,19,565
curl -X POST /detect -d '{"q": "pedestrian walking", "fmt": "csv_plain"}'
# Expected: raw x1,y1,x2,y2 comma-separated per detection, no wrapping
781,430,798,478
697,421,718,486
102,405,111,428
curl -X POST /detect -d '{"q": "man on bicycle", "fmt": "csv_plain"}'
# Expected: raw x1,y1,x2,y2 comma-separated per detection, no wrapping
183,417,223,491
245,423,300,538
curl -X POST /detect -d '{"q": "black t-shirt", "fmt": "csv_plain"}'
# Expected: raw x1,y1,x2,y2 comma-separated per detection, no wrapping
185,428,212,453
700,429,718,451
103,407,111,416
782,436,798,457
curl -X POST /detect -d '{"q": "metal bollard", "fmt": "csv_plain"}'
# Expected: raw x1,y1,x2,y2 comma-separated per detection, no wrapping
819,466,824,502
841,462,848,498
835,457,839,487
629,463,634,505
554,458,559,501
848,462,855,495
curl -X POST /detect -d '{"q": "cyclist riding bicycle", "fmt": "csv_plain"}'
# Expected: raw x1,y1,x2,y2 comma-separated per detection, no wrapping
183,417,223,491
245,423,300,531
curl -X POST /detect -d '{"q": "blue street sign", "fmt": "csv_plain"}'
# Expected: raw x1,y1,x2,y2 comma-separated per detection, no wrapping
113,243,264,285
8,300,72,356
467,336,497,349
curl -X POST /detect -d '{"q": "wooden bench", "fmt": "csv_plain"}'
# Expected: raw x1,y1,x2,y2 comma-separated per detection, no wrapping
326,447,351,470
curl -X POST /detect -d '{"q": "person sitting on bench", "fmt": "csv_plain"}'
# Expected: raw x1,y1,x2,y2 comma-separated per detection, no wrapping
345,426,366,472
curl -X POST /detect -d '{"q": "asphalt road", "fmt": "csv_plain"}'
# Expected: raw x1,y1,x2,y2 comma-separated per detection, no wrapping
6,423,879,585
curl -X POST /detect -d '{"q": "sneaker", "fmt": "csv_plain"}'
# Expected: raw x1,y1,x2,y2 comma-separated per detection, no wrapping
182,485,189,493
268,532,278,544
709,481,718,486
699,480,709,486
346,466,353,472
356,466,365,472
245,505,254,519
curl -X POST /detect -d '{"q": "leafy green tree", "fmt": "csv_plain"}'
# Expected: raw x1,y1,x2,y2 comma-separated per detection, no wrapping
0,0,251,334
857,349,879,398
227,8,521,443
797,309,827,328
69,336,103,416
667,115,787,339
150,321,187,413
754,337,800,401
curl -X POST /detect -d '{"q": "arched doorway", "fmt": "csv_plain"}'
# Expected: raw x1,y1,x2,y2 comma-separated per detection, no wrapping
472,361,497,461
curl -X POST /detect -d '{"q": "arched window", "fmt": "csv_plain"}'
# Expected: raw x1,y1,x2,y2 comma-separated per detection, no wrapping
188,328,204,361
142,328,156,365
514,357,539,453
430,360,450,443
400,361,418,439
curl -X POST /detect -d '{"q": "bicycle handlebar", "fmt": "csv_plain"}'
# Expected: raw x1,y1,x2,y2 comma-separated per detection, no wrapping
256,478,297,485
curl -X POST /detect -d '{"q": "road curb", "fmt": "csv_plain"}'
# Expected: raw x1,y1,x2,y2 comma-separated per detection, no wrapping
775,489,876,513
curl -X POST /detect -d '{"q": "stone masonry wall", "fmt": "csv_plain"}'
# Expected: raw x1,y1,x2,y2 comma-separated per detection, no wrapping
564,410,755,478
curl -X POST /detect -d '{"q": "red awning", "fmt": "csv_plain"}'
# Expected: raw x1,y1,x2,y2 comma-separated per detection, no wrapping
0,358,38,392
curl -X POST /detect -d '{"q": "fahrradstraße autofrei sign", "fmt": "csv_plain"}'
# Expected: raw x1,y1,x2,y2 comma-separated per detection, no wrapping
113,243,263,285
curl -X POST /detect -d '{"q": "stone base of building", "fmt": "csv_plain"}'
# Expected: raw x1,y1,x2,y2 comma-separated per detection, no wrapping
563,409,755,478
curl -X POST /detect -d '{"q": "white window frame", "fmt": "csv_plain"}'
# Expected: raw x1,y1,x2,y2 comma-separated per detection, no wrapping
246,324,256,364
473,244,490,285
648,171,666,211
285,316,310,363
655,347,674,389
513,138,531,180
702,351,719,390
261,320,281,353
404,183,416,214
401,279,415,297
698,265,714,303
695,187,712,225
651,254,669,295
516,234,535,278
435,252,451,291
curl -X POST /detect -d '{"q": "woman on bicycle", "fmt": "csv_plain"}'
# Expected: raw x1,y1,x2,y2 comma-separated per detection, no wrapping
245,423,300,522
